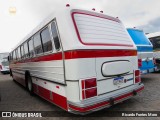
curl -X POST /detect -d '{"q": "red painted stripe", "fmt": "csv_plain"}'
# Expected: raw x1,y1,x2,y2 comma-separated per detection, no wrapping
33,84,68,110
11,50,137,64
64,50,137,59
69,86,144,112
71,12,133,47
52,92,68,110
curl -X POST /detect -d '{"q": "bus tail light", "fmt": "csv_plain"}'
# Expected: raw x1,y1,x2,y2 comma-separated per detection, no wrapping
135,70,141,83
138,59,142,67
81,78,97,100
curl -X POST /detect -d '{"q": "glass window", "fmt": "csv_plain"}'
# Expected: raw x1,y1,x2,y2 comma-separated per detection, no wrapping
13,50,16,60
24,42,29,58
21,45,24,58
33,33,43,55
41,27,52,52
28,38,34,57
15,49,18,60
149,37,160,50
17,47,21,59
51,22,61,50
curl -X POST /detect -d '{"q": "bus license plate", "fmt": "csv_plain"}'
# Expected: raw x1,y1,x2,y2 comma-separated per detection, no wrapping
113,77,124,85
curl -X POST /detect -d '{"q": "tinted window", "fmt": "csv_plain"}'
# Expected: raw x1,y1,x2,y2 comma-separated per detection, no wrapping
17,47,21,59
51,22,61,50
41,27,52,52
13,50,16,60
149,36,160,50
21,45,24,58
28,38,34,57
33,33,43,54
15,49,18,60
24,42,29,58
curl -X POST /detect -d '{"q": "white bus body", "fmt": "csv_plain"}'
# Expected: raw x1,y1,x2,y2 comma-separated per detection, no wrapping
9,7,144,114
0,53,9,74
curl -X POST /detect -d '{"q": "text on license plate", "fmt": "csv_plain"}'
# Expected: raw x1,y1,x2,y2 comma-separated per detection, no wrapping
113,77,124,85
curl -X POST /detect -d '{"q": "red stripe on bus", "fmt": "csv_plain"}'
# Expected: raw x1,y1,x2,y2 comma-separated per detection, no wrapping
33,84,68,110
69,86,144,112
64,50,137,59
13,50,137,64
71,12,133,47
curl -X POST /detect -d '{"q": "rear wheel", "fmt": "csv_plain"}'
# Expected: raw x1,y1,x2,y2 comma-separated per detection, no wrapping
26,75,34,95
10,69,12,76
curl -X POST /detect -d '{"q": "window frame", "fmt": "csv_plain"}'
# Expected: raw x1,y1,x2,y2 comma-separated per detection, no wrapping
50,21,62,51
28,37,35,58
40,26,53,54
23,41,29,59
20,44,24,59
33,32,44,56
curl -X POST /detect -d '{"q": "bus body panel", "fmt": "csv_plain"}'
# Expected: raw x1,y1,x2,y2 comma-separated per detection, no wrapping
9,8,144,114
127,28,156,74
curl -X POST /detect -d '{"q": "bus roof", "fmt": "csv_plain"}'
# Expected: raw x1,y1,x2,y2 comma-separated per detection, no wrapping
147,32,160,38
12,7,121,51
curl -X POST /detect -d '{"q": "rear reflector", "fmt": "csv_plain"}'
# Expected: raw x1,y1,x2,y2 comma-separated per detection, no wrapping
138,59,142,67
135,70,141,83
85,88,97,99
81,78,97,99
85,78,97,89
135,70,140,76
135,76,141,83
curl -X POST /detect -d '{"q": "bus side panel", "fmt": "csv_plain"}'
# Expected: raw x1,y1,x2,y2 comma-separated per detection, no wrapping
32,77,68,111
12,71,26,86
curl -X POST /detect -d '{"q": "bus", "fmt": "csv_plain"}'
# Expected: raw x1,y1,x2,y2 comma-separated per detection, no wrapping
9,6,144,114
127,28,157,74
0,52,9,74
147,32,160,69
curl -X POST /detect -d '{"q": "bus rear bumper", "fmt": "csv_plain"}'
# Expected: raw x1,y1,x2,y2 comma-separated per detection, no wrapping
141,67,158,74
68,83,144,114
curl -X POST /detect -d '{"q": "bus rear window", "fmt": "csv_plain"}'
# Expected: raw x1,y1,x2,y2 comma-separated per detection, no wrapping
72,12,133,47
127,29,151,45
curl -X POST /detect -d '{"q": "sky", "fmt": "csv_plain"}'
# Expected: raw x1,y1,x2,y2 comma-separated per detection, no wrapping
0,0,160,53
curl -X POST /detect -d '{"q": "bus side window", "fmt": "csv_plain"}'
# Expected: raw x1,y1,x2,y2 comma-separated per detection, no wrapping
33,32,43,55
24,42,29,58
51,22,61,51
15,49,18,60
13,50,16,60
21,45,24,59
40,27,53,53
17,47,21,60
28,38,34,57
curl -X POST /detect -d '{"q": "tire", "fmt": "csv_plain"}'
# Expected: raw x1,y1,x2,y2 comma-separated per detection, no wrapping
10,69,12,76
27,75,34,95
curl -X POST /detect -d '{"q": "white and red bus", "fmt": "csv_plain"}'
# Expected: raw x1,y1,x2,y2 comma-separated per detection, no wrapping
9,6,144,114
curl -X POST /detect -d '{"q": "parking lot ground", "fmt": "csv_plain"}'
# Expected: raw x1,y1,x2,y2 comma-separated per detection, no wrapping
0,72,160,120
